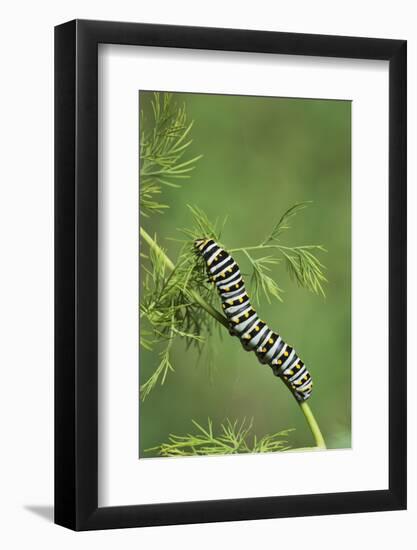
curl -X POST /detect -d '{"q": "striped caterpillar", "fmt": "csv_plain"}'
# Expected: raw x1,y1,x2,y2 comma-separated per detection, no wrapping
195,238,313,402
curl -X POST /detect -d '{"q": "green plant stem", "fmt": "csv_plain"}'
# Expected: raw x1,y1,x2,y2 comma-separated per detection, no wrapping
140,225,326,450
140,226,229,329
299,402,326,449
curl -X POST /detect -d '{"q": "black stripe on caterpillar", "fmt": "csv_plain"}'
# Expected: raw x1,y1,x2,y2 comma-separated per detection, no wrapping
194,238,313,402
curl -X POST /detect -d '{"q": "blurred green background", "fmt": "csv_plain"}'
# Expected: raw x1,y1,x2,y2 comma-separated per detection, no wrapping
139,91,351,455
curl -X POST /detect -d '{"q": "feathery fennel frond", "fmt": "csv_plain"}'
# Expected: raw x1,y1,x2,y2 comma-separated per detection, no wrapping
282,245,328,297
243,252,284,304
147,418,294,457
140,92,203,217
140,338,175,401
139,181,169,217
262,201,312,243
140,232,222,399
180,204,227,243
229,203,327,300
141,240,208,342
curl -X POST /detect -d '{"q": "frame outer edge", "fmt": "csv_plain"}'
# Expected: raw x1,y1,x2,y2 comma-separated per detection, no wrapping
388,40,407,509
74,19,101,529
54,20,77,530
54,19,407,531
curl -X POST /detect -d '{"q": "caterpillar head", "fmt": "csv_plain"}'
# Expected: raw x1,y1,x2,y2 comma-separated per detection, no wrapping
194,238,209,252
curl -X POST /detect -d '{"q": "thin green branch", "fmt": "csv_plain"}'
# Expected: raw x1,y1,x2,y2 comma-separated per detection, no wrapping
299,402,326,449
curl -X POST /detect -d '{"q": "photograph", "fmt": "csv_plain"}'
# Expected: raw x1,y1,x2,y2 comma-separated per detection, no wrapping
139,90,351,457
0,2,409,544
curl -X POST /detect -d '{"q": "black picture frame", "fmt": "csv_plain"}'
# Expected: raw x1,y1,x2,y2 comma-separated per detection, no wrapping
55,19,407,531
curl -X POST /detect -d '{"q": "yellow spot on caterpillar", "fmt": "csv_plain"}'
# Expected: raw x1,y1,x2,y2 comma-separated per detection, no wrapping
239,298,243,303
244,334,251,340
277,360,282,365
225,287,230,292
244,312,249,318
255,326,260,332
228,299,234,305
228,268,232,273
287,370,294,376
269,338,273,344
221,273,226,278
235,284,239,289
284,351,289,357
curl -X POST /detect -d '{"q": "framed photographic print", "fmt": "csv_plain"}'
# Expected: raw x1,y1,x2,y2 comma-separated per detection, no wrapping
54,19,407,530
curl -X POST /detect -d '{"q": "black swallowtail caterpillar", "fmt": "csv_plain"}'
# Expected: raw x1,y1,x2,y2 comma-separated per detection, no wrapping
195,238,313,402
